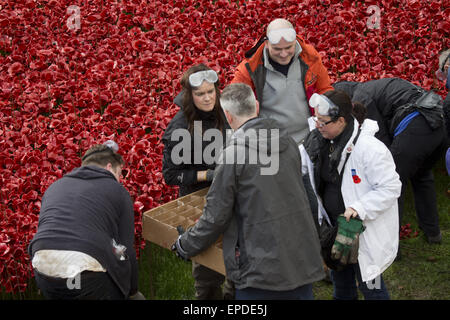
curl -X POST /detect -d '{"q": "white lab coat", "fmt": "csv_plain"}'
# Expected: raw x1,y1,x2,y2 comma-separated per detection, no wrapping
299,118,402,282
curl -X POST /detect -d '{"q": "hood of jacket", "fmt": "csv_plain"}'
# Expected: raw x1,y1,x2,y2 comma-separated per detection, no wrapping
360,118,380,137
173,90,184,109
333,81,359,97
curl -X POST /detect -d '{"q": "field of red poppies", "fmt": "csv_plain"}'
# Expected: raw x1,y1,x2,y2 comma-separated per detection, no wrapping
0,0,448,294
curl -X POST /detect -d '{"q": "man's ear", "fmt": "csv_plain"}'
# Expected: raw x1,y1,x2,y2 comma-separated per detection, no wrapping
105,163,113,171
255,100,260,116
224,109,233,125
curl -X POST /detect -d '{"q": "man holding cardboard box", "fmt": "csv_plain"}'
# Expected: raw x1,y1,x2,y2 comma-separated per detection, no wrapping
172,83,325,300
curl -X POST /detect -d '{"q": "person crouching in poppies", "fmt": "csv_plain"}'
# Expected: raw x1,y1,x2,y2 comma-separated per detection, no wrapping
28,141,142,300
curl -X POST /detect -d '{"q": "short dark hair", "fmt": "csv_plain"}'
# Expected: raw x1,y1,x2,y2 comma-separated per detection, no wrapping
81,144,124,168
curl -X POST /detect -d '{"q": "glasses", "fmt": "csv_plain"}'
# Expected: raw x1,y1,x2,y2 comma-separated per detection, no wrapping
313,117,335,128
188,70,218,87
267,28,296,44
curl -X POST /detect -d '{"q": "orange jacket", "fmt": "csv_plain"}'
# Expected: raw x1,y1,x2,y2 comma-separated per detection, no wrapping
231,34,333,113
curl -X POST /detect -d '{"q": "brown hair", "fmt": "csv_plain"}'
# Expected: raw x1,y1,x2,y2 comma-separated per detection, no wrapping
351,102,367,124
81,144,124,168
180,63,225,133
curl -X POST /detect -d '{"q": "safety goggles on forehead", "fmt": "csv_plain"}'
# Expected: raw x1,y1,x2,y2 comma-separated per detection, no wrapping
188,70,218,87
267,28,296,44
309,93,340,119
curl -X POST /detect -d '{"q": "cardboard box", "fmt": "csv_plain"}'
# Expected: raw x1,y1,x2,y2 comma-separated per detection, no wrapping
142,188,226,275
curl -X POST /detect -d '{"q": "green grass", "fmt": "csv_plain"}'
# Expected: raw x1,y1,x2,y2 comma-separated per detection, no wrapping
138,244,195,300
138,158,450,300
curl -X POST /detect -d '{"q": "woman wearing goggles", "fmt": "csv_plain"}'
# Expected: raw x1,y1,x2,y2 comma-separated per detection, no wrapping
301,90,401,300
309,93,342,137
185,69,219,112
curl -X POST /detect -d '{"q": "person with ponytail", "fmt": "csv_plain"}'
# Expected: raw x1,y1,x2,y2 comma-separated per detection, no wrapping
299,90,401,300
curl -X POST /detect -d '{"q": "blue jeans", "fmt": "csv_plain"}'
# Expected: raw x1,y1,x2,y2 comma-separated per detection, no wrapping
235,283,313,300
331,264,390,300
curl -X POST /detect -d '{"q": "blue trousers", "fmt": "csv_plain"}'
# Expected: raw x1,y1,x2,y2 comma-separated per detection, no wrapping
235,283,314,300
331,264,389,300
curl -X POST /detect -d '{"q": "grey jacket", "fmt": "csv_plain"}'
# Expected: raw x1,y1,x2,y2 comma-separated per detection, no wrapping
180,117,325,290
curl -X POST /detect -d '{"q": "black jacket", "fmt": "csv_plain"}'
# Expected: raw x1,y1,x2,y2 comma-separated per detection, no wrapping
28,166,138,297
180,117,325,290
162,92,229,196
334,78,429,145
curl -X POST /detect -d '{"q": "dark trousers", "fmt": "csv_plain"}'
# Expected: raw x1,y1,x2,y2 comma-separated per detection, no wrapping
390,115,447,237
331,264,389,300
235,283,313,300
34,269,125,300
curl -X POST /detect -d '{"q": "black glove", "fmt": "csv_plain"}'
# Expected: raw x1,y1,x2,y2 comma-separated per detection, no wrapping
206,169,215,182
171,225,190,261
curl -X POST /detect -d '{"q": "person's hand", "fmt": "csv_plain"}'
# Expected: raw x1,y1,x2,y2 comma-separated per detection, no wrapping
343,207,358,221
331,215,365,265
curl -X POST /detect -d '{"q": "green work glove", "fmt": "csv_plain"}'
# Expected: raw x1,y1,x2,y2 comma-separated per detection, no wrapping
331,215,365,265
